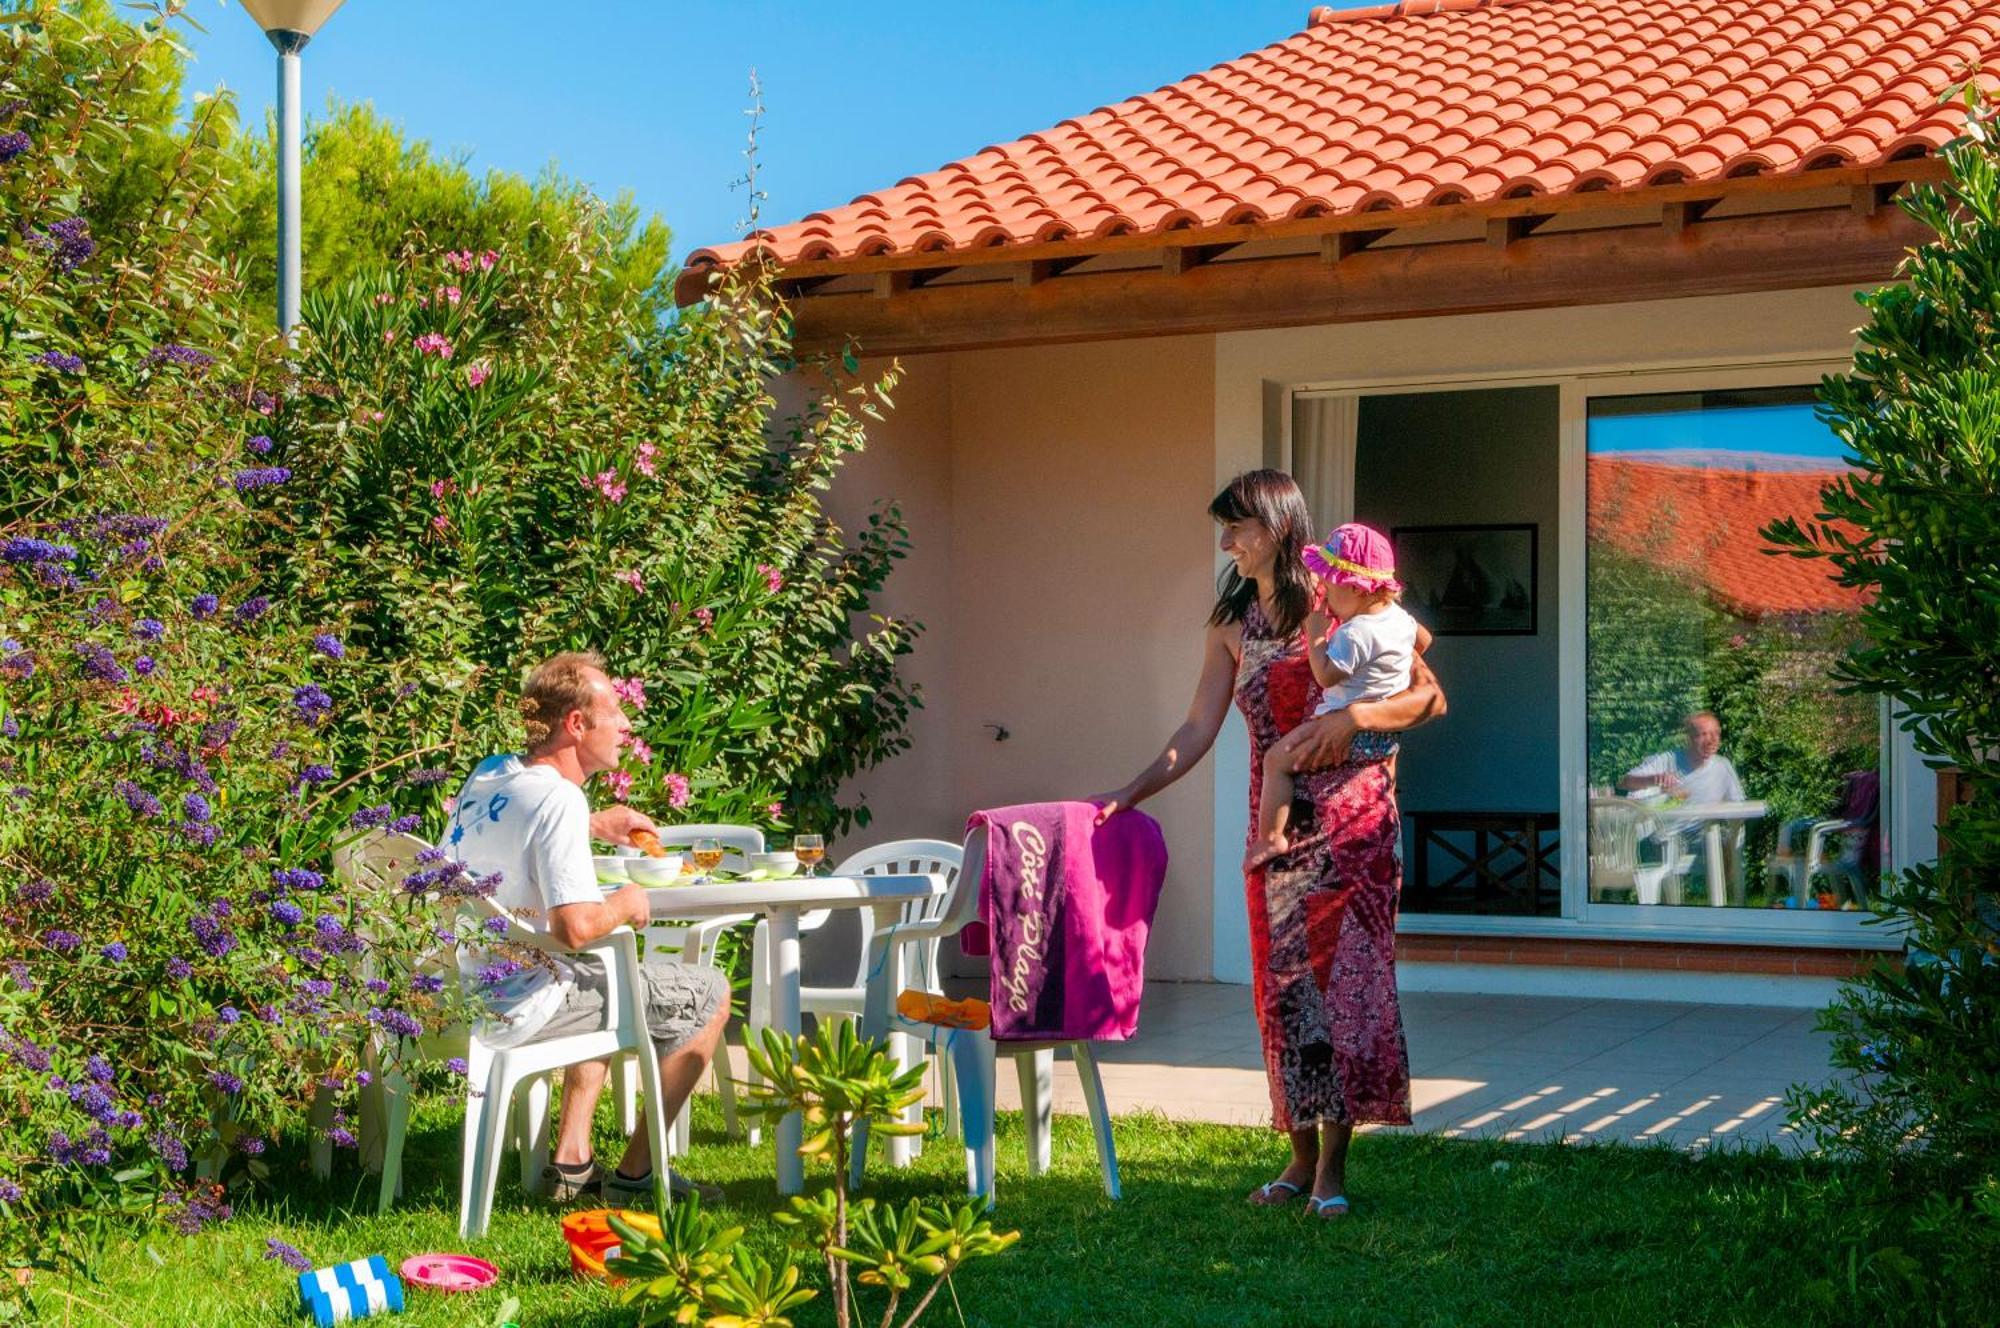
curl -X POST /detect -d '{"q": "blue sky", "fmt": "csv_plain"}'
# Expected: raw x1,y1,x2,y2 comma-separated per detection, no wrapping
176,1,1369,263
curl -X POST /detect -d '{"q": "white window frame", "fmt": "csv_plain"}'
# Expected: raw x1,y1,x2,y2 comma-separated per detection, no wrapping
1279,353,1921,950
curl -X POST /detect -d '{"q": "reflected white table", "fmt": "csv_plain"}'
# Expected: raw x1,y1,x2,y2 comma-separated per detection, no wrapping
1658,800,1769,905
647,873,944,1194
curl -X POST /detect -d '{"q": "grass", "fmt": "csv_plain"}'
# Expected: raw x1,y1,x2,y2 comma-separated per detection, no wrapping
36,1093,1871,1328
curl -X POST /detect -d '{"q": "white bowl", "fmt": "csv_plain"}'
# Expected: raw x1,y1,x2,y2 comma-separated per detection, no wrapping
625,855,685,885
750,851,800,876
593,854,633,884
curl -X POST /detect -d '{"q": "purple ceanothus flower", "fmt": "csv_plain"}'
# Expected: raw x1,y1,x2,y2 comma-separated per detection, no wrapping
3,716,17,738
165,956,192,979
0,1179,21,1204
446,1057,468,1075
268,900,303,926
182,792,211,824
264,1237,310,1272
234,596,270,623
99,942,126,962
151,1130,189,1172
188,914,235,958
87,1056,113,1085
190,592,219,619
292,685,332,723
402,767,451,787
232,466,291,492
216,1006,241,1024
32,217,94,273
0,130,30,162
272,868,324,891
349,803,395,830
32,350,82,373
299,763,336,785
42,929,81,952
246,435,273,455
133,618,164,641
76,644,126,683
369,1007,423,1039
311,633,344,659
207,1070,243,1095
2,538,77,564
313,914,345,940
145,343,213,369
18,879,52,904
115,781,163,818
133,655,157,677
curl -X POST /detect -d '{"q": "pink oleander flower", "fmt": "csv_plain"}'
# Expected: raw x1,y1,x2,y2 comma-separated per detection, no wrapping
623,736,653,765
430,478,454,499
694,607,714,630
585,470,626,503
431,514,450,532
612,676,647,710
766,802,783,820
634,441,658,478
441,285,463,306
382,329,398,345
370,410,385,423
443,249,475,274
413,332,454,360
465,361,491,388
604,770,632,802
479,249,498,271
614,568,644,592
758,563,783,593
664,773,691,809
443,795,457,814
374,291,396,305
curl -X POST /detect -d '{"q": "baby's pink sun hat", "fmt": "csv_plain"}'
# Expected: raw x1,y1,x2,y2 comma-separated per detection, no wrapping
1302,522,1401,593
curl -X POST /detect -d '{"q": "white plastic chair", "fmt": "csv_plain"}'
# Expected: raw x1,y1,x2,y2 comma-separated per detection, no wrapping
1766,816,1857,904
620,824,762,1149
322,830,457,1213
1587,798,1693,905
847,829,1121,1204
744,839,967,1148
454,895,674,1240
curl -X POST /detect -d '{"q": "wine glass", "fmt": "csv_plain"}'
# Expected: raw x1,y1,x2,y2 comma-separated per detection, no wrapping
691,837,724,882
793,833,825,877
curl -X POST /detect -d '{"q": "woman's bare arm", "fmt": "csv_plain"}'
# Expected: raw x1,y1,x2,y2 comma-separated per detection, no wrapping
1090,623,1238,820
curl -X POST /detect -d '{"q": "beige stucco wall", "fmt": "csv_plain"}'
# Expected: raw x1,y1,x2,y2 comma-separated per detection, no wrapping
828,337,1219,981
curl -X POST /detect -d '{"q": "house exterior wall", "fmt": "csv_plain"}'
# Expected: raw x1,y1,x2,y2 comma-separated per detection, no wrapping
831,282,1908,984
829,337,1219,981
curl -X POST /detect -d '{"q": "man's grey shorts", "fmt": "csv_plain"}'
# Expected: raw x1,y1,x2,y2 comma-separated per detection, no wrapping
531,957,727,1054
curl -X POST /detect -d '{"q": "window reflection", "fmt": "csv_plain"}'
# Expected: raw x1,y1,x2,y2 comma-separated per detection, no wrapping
1585,387,1879,911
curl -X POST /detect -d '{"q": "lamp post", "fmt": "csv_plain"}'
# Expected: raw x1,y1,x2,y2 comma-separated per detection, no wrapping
238,0,345,340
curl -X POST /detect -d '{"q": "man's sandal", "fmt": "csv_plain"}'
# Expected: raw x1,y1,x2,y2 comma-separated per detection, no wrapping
1249,1178,1306,1206
1307,1194,1351,1219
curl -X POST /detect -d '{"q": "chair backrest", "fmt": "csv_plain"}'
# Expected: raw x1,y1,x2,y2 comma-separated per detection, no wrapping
1588,798,1645,875
646,823,765,872
833,838,965,928
332,830,435,893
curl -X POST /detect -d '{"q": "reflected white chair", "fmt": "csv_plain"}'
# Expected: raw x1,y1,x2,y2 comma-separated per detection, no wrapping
1587,798,1682,904
1766,816,1858,905
847,830,1121,1204
621,824,763,1150
454,896,672,1240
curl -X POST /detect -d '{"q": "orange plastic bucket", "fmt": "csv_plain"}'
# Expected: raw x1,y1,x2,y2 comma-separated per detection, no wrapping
561,1208,661,1279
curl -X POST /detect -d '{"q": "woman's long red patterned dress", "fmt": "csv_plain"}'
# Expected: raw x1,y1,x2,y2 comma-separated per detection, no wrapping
1235,600,1412,1131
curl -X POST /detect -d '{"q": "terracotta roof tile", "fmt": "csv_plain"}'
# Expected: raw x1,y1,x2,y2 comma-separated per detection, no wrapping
691,0,1999,269
1586,458,1870,618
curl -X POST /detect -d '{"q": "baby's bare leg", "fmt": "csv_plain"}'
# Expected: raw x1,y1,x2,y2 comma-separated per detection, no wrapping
1259,743,1297,843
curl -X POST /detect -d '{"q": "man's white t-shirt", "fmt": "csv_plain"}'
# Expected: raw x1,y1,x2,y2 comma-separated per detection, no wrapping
445,755,604,1047
1312,602,1419,716
1626,748,1747,805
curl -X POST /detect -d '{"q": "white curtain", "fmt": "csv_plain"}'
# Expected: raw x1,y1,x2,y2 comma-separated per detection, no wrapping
1290,393,1359,531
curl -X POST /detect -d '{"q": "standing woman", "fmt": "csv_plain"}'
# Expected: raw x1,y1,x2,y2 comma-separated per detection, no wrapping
1092,470,1444,1218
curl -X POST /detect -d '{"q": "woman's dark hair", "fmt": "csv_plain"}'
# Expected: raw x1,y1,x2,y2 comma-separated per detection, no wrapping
1207,468,1315,637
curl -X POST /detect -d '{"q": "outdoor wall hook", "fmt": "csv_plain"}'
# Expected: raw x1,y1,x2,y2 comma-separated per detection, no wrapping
984,723,1011,743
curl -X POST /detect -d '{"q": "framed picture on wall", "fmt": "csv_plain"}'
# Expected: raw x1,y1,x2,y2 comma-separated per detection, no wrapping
1391,523,1537,636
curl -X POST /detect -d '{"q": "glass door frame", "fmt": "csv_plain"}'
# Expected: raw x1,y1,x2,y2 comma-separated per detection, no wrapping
1281,354,1920,948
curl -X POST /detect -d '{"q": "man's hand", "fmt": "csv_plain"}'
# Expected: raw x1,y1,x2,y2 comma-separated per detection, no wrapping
612,880,651,929
1284,711,1358,772
589,805,659,848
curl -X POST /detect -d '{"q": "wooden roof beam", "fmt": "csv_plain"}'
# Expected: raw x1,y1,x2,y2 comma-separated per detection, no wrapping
1321,229,1392,263
1664,198,1720,237
1487,214,1553,249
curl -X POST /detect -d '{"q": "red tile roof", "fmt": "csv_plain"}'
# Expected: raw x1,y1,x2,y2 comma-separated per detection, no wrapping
1586,457,1870,618
689,0,1993,271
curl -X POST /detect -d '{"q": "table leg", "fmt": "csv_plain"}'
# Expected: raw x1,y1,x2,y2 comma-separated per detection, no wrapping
769,908,804,1196
1705,823,1726,907
853,900,914,1190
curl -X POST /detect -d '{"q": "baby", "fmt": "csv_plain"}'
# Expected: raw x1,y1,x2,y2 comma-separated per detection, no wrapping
1246,522,1430,872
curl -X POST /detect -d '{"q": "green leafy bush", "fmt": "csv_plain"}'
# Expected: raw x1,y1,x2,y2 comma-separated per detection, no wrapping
609,1021,1017,1328
1769,87,2000,1319
0,2,471,1299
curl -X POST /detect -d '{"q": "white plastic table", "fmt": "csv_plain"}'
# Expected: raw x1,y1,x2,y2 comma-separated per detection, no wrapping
647,873,944,1195
1659,800,1769,905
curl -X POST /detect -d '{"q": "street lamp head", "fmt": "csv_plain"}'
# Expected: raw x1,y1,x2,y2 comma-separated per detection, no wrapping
239,0,345,51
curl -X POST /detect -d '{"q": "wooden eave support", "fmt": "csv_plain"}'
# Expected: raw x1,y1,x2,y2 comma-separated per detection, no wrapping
1161,242,1240,276
1850,182,1898,217
1663,198,1719,237
1487,214,1552,249
778,204,1930,358
1320,229,1391,263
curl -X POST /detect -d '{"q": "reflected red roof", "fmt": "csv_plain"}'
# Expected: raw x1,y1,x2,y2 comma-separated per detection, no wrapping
689,0,1994,270
1587,457,1869,617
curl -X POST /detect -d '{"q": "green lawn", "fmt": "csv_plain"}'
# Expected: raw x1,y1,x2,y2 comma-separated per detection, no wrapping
47,1098,1856,1328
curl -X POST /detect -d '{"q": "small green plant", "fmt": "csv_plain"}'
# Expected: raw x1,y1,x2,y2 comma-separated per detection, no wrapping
606,1021,1018,1328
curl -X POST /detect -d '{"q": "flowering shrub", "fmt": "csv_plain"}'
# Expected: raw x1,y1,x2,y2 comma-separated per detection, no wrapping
275,225,920,838
0,5,472,1299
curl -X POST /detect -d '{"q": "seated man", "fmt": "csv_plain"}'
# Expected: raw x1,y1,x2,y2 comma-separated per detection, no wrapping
1620,710,1746,805
445,650,729,1206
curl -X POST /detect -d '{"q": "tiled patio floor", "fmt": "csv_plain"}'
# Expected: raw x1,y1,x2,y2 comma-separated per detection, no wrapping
958,981,1839,1154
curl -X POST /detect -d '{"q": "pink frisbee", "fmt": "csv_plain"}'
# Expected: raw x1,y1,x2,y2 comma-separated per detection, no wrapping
400,1253,498,1293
